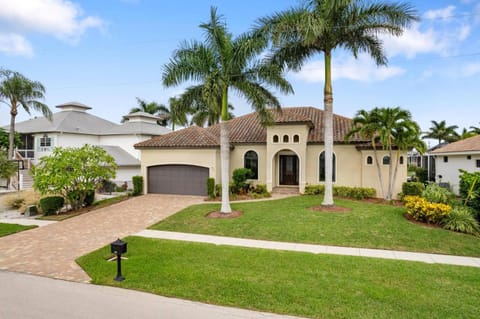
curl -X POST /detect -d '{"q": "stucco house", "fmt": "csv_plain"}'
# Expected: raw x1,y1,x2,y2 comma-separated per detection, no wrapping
430,135,480,194
4,101,170,188
135,106,407,197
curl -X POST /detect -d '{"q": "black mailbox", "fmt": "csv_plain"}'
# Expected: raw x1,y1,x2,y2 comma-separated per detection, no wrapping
111,238,127,255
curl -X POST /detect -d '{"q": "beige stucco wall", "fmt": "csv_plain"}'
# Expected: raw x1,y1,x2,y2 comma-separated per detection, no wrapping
139,148,220,194
230,145,267,185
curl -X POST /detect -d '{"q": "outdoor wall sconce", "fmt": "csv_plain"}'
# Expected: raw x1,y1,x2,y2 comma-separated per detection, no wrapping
110,238,127,281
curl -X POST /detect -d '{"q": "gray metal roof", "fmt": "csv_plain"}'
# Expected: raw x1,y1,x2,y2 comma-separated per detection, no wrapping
98,145,140,166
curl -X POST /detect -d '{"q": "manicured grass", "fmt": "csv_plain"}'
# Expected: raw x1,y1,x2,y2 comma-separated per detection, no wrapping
78,236,480,319
150,196,480,257
0,223,36,237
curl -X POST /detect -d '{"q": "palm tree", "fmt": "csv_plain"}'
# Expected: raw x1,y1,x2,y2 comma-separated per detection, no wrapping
347,107,424,200
157,97,188,130
122,97,164,123
460,127,477,140
256,0,418,206
469,123,480,135
0,69,52,159
162,7,293,213
422,120,459,144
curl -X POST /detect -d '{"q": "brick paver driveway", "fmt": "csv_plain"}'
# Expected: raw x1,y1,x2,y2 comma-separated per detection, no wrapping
0,194,203,282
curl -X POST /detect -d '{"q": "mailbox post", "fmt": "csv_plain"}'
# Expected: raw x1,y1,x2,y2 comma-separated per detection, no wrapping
111,238,127,281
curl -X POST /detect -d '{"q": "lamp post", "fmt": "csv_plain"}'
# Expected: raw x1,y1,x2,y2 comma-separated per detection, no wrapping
110,238,127,281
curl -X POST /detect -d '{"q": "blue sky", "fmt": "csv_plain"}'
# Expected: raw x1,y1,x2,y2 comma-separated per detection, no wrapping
1,0,479,145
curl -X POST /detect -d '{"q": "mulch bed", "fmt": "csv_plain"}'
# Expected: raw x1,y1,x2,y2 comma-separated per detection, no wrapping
206,211,243,219
310,205,352,213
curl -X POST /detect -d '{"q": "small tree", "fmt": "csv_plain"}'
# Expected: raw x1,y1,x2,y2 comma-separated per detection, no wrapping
32,145,117,210
0,150,17,179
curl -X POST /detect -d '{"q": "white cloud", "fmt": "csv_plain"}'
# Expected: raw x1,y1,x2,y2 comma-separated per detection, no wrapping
0,0,105,44
0,33,33,57
423,6,456,21
461,63,480,77
293,54,405,83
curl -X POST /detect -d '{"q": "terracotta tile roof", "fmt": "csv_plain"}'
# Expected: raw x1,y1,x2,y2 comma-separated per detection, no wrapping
431,135,480,154
135,125,218,148
135,106,364,148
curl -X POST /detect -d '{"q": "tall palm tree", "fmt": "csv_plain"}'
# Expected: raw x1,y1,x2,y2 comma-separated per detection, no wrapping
469,123,480,135
256,0,418,206
162,7,293,213
157,97,189,130
122,97,164,123
347,107,424,200
0,69,52,159
422,120,459,144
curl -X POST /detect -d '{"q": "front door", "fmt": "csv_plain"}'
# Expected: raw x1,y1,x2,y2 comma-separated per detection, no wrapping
279,155,299,185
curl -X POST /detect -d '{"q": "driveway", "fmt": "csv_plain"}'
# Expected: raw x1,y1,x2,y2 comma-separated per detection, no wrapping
0,194,203,282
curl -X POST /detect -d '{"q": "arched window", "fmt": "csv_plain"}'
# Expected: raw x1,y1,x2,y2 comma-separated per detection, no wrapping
399,156,404,165
293,135,300,143
382,156,390,165
366,156,373,165
244,150,258,179
273,135,279,143
283,135,289,143
319,151,336,182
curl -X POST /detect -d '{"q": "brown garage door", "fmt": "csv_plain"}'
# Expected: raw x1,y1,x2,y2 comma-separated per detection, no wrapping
147,165,209,196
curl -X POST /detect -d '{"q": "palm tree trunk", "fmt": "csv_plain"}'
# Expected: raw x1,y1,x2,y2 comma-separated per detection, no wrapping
391,149,401,200
386,145,394,200
372,143,386,199
8,102,17,160
220,88,232,213
322,50,334,206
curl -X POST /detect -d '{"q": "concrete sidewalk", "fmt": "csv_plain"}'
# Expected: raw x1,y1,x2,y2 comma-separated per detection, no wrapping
0,218,57,227
136,230,480,268
0,271,307,319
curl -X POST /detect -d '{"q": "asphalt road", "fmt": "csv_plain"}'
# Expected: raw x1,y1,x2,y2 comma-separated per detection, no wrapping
0,271,305,319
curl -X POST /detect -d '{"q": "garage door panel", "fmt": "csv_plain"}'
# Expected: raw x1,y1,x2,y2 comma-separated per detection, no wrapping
148,165,208,196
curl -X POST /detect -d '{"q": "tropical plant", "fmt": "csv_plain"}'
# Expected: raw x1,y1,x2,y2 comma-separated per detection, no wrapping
469,123,480,134
0,128,21,151
421,183,454,205
0,69,52,159
256,0,418,206
121,97,164,123
441,206,479,236
346,107,425,200
0,150,17,179
422,120,459,144
162,7,293,213
459,127,477,140
32,145,117,210
459,170,480,212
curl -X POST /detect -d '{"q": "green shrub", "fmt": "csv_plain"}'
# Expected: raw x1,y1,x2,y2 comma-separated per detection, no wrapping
304,185,325,195
132,176,143,196
253,184,268,194
232,168,253,194
39,196,65,216
422,183,454,204
404,195,451,224
115,186,125,192
441,206,480,235
414,167,428,183
402,182,425,197
101,180,116,194
459,170,480,213
207,178,215,199
84,190,95,206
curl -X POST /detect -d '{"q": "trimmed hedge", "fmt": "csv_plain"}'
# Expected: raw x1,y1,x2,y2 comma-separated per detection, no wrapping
402,182,425,197
207,178,215,199
304,185,376,200
132,176,143,196
39,196,64,216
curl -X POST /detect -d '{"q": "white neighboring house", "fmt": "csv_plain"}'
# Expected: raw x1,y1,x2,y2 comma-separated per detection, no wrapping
430,135,480,194
3,101,170,189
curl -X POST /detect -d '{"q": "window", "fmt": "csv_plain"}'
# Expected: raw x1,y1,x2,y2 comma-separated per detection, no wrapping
244,150,258,179
319,151,336,182
399,156,404,165
283,135,289,143
39,135,51,147
382,156,390,165
476,160,480,168
443,156,448,163
293,134,299,143
366,156,373,165
273,135,279,143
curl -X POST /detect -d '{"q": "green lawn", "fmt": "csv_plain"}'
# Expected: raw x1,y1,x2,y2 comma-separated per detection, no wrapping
0,223,36,237
150,196,480,257
78,236,480,319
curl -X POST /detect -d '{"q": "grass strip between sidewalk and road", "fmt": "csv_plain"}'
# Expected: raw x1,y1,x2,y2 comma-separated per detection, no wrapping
150,195,480,257
78,236,480,319
0,223,36,237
